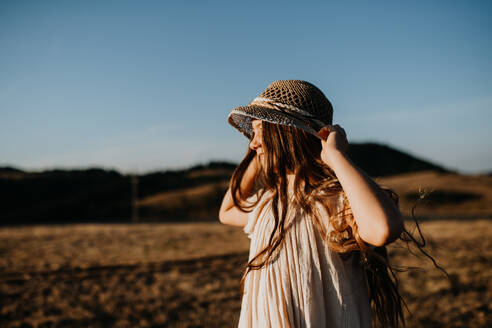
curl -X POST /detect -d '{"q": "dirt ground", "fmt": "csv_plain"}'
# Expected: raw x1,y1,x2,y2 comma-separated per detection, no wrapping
0,218,491,327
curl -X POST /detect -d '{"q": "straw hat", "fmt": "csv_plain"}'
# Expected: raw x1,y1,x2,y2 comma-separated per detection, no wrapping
228,80,333,139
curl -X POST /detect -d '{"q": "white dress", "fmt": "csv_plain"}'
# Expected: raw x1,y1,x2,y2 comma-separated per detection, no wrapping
238,188,372,328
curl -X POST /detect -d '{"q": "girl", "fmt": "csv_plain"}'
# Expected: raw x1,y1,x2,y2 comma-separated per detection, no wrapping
219,80,434,327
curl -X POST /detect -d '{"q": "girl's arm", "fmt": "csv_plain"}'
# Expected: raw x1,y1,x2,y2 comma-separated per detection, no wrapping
319,125,404,247
218,155,260,227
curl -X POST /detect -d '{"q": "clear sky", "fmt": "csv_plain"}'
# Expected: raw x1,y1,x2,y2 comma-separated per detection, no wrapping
1,1,490,175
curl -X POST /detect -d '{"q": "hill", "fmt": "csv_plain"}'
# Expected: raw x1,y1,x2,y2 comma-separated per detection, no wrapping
346,142,451,176
376,170,492,218
0,161,236,224
1,142,486,225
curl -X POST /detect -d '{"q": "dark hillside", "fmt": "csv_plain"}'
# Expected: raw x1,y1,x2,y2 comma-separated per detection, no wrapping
0,168,131,224
346,142,451,177
138,161,235,198
0,144,451,224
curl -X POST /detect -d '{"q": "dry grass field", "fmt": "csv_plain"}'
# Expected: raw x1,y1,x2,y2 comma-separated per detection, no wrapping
0,218,491,328
1,170,491,327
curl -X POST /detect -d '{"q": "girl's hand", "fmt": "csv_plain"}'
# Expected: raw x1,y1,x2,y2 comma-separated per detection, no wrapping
318,124,349,170
317,124,404,246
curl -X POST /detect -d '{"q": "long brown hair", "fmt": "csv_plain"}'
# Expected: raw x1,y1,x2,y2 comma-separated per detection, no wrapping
231,120,449,328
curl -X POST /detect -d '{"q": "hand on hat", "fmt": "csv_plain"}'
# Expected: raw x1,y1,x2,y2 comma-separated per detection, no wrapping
318,124,349,169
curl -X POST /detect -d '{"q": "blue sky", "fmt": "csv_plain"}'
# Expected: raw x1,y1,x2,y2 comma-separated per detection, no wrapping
1,1,490,174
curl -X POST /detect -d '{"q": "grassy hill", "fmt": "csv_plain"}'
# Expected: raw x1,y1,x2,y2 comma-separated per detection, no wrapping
2,142,489,225
346,142,450,176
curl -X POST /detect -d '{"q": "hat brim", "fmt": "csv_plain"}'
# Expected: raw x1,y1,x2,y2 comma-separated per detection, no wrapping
228,105,323,140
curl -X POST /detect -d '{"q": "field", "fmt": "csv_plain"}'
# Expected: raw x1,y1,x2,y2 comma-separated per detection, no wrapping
0,218,491,328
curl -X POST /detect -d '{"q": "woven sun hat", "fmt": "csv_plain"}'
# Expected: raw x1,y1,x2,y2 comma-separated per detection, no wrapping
228,80,333,139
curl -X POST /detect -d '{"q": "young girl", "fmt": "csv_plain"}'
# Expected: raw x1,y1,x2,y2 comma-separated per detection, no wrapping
219,80,421,327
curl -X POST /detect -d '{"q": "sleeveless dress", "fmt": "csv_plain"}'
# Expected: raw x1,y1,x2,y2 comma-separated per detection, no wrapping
238,188,373,328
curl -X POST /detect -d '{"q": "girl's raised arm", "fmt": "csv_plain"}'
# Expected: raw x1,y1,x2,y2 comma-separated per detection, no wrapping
218,155,260,227
319,125,404,247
